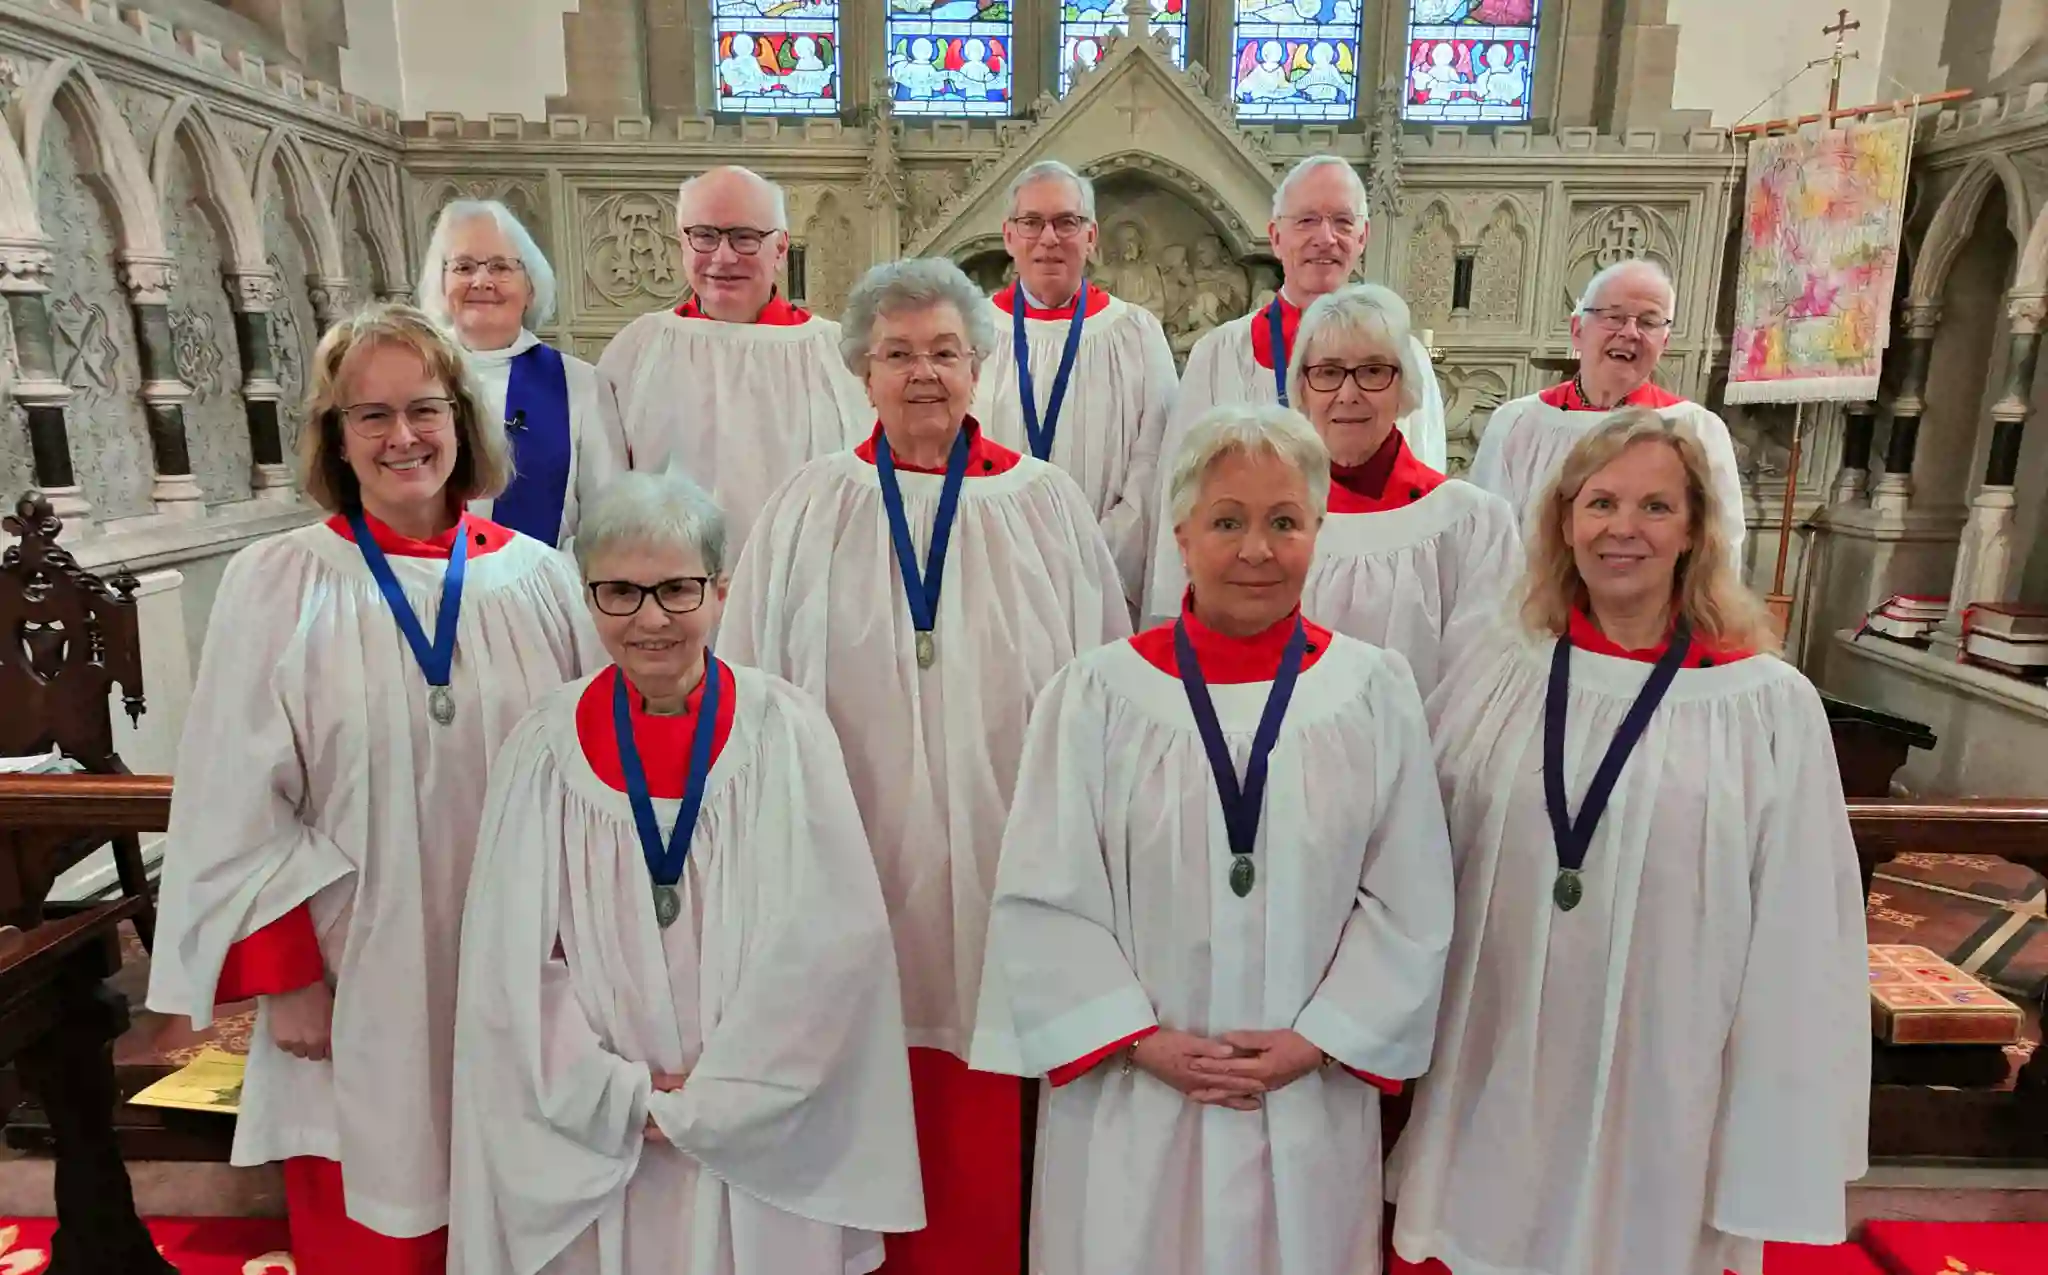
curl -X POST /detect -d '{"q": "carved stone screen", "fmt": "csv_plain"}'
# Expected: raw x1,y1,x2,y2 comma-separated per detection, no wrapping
164,144,253,504
887,1,1012,117
713,1,841,115
1402,0,1539,123
1231,3,1363,123
1060,0,1185,95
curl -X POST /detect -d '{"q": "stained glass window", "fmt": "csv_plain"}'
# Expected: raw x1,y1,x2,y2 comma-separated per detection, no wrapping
1231,2,1364,123
886,2,1013,117
1059,0,1186,96
712,1,841,115
1403,0,1541,124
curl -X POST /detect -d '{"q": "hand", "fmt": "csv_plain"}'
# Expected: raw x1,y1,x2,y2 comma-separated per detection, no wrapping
1129,1030,1266,1111
1188,1030,1325,1096
643,1071,688,1144
263,982,334,1061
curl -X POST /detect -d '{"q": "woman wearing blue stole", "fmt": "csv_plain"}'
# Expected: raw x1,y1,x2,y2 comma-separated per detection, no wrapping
421,199,629,547
147,304,600,1274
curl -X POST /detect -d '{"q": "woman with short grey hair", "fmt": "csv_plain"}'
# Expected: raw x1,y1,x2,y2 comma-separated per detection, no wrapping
720,256,1129,1275
449,468,924,1275
418,198,628,547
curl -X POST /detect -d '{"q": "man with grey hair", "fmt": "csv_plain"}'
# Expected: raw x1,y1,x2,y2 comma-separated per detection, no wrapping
599,165,867,555
972,159,1178,609
1470,257,1748,564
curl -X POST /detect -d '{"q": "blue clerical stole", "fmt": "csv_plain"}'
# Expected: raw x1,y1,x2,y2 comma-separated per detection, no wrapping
493,341,573,546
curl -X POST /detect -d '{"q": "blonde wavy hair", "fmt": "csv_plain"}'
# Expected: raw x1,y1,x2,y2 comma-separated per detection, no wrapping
1520,406,1779,655
296,302,512,515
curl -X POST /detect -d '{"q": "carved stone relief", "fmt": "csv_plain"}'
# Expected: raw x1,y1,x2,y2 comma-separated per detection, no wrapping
1407,202,1456,328
1087,177,1276,364
1472,204,1525,325
164,149,252,503
1560,201,1686,326
802,191,857,318
0,306,30,499
1436,363,1512,477
218,114,267,179
340,193,380,299
39,116,154,519
578,189,686,315
262,163,321,456
907,169,965,241
413,175,553,266
105,80,171,156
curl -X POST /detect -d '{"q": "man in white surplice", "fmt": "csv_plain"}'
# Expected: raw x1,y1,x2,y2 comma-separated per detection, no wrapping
973,404,1454,1275
598,166,866,557
972,159,1178,609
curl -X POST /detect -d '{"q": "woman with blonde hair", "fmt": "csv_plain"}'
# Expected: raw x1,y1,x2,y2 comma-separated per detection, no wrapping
148,303,600,1275
1387,406,1868,1275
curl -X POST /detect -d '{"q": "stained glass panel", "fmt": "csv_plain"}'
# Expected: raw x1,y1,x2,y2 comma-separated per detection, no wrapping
712,1,841,115
1403,0,1540,124
1231,2,1365,123
1058,0,1186,96
887,1,1013,117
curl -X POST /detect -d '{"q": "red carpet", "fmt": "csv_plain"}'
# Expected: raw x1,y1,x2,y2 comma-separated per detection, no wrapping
1862,1221,2048,1275
0,1218,293,1272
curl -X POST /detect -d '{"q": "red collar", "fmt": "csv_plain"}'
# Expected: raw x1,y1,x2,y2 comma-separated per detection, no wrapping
675,293,812,326
1539,379,1687,411
1249,293,1304,371
1328,429,1447,514
992,282,1114,320
1129,594,1333,683
855,418,1022,476
575,663,737,797
325,509,516,559
1565,607,1749,667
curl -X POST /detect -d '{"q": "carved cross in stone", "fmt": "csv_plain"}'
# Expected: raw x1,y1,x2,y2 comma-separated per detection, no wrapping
1117,81,1156,138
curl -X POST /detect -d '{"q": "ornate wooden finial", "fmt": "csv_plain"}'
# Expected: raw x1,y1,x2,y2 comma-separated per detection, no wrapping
3,490,60,551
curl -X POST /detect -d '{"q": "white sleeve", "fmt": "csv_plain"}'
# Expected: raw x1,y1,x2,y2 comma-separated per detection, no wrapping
1046,470,1139,651
1402,335,1450,473
1099,312,1180,610
1143,331,1230,623
713,471,804,677
566,360,631,541
1691,408,1751,565
1440,491,1525,690
1465,398,1526,506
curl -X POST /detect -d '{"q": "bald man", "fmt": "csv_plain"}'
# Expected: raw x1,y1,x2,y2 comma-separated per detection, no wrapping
1470,258,1749,565
599,166,867,555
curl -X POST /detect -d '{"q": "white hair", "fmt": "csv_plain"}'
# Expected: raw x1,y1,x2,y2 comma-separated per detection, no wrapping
1007,160,1096,221
1167,404,1332,527
1288,284,1426,417
676,165,789,232
839,257,996,374
573,468,731,579
1574,258,1677,316
417,200,557,331
1271,156,1370,223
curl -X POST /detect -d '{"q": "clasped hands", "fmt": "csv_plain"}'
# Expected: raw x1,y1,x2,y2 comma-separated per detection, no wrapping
642,1071,689,1144
1129,1028,1324,1111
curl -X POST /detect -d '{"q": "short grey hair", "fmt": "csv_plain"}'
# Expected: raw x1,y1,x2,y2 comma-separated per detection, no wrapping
418,200,557,332
573,469,731,580
676,165,789,232
1271,156,1370,223
1288,284,1426,417
1574,258,1677,317
1007,160,1096,221
1166,404,1332,527
839,257,996,375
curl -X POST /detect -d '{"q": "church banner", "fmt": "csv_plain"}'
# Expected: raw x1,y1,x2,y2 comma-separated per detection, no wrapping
1726,116,1913,404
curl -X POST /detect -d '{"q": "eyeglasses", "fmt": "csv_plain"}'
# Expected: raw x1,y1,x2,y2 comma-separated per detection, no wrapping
1582,307,1673,334
1302,362,1400,393
444,257,526,280
873,348,969,374
1280,213,1363,237
1007,214,1093,241
681,225,780,255
340,397,456,438
588,577,713,617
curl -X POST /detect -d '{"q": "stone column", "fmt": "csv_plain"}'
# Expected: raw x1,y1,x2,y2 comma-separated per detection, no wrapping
308,276,356,331
1870,302,1940,519
224,269,294,497
1832,401,1877,506
117,254,205,517
0,240,90,528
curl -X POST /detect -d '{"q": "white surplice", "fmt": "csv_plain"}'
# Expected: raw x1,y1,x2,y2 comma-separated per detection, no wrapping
1387,626,1870,1275
970,635,1455,1275
463,329,631,542
971,293,1179,605
719,450,1132,1058
1469,392,1749,567
448,666,923,1275
146,525,601,1238
598,311,869,552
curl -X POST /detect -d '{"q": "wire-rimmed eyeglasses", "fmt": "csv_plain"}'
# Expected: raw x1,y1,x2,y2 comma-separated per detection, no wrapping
588,578,713,617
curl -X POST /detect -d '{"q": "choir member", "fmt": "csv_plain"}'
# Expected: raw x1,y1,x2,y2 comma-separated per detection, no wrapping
1387,407,1869,1275
972,160,1178,607
1145,156,1448,620
720,256,1131,1275
147,304,602,1275
448,469,923,1275
599,165,867,554
972,402,1455,1275
420,198,628,547
1470,258,1748,564
1150,284,1518,697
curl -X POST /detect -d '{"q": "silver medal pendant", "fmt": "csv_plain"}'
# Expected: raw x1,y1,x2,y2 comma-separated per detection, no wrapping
429,684,456,726
652,883,681,929
915,630,936,669
1553,868,1584,912
1229,856,1256,898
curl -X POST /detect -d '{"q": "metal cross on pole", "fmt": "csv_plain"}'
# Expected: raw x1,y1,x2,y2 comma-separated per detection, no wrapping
1822,8,1863,113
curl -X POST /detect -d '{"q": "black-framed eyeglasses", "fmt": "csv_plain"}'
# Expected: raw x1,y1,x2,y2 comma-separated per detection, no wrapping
681,224,780,255
1302,362,1400,393
1007,213,1093,241
588,577,712,617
